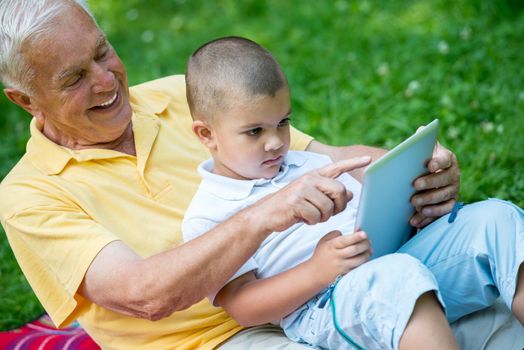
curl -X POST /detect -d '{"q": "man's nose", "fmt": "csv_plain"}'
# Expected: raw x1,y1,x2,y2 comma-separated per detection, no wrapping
91,63,116,94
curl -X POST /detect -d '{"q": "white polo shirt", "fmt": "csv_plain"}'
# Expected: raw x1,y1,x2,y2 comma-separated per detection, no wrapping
182,151,362,302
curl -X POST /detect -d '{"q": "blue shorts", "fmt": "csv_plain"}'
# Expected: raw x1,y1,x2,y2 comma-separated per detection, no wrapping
282,199,524,350
399,198,524,322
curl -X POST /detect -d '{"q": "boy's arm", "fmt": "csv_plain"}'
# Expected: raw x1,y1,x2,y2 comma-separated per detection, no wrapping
215,264,325,327
215,230,371,327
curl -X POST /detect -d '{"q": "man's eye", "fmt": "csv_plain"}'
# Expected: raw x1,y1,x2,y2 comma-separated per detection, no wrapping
247,128,262,136
96,48,109,60
65,73,83,87
278,118,290,127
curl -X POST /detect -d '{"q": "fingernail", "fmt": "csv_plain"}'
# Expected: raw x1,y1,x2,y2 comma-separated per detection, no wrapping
361,156,371,162
422,208,432,216
416,179,426,189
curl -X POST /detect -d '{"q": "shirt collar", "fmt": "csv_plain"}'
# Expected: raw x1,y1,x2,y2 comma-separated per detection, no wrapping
26,118,72,175
198,151,308,201
25,86,170,176
129,86,170,115
26,113,160,176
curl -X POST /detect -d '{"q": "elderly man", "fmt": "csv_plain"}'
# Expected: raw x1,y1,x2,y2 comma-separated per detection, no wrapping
1,1,523,350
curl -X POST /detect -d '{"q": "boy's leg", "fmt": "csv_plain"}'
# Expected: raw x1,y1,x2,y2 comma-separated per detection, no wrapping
512,264,524,323
399,199,524,322
282,253,454,350
399,292,459,350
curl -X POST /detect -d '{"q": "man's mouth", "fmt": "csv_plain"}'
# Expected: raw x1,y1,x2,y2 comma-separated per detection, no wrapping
91,91,119,110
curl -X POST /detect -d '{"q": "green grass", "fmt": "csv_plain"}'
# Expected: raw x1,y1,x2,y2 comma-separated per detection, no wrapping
1,0,523,330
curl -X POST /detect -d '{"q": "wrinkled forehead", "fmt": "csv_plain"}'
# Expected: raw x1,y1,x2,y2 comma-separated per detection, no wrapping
21,2,93,42
22,5,103,85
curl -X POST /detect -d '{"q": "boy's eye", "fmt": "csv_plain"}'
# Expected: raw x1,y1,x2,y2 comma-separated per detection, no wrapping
246,127,262,136
278,118,290,127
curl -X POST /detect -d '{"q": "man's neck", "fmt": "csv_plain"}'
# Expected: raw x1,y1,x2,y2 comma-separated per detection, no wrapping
40,120,137,156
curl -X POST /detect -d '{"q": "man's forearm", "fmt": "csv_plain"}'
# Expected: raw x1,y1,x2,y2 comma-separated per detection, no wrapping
80,205,271,321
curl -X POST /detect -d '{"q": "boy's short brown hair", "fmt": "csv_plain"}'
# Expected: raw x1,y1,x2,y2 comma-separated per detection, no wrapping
185,36,288,121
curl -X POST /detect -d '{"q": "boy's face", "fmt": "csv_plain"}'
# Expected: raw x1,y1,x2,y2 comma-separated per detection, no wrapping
208,87,291,180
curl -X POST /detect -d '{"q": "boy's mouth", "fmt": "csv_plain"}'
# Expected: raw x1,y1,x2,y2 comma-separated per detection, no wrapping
263,155,283,166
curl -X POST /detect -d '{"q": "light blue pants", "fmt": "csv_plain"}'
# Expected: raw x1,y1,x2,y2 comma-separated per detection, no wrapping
282,199,524,350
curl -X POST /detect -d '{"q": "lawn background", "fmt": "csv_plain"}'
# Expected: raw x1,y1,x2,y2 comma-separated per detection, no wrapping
1,0,523,330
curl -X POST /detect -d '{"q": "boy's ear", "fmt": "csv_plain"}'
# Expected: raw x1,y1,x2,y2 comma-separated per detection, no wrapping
192,120,217,150
4,88,45,124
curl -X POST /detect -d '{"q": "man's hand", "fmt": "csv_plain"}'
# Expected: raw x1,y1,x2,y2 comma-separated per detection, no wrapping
306,139,461,229
254,156,371,233
307,230,371,286
410,141,460,228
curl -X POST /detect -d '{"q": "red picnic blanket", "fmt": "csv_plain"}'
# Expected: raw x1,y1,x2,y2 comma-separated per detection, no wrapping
0,314,100,350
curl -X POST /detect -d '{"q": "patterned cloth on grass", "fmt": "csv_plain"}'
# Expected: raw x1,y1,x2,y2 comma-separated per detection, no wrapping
0,314,100,350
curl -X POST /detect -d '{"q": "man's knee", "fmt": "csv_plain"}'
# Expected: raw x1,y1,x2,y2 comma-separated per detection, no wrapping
456,199,522,241
465,199,520,223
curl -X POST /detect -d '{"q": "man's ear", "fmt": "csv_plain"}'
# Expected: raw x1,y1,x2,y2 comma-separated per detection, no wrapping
192,120,217,150
4,88,44,123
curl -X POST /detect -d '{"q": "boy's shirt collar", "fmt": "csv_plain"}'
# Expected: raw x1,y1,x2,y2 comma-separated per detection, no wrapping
198,151,308,201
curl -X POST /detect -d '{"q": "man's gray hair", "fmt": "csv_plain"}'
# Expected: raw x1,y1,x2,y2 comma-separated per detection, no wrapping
0,0,95,93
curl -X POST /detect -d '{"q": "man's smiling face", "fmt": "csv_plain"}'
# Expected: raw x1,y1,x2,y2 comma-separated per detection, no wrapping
22,4,133,149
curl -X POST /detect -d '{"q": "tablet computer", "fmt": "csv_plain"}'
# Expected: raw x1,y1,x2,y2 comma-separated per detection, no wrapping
355,119,440,258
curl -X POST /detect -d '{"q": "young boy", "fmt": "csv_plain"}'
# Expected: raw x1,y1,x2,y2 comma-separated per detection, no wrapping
182,36,459,350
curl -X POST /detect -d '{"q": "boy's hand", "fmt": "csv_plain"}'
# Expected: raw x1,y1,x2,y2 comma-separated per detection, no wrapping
307,230,371,286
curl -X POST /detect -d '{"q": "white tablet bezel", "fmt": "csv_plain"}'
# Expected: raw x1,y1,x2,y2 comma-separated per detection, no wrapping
355,119,440,258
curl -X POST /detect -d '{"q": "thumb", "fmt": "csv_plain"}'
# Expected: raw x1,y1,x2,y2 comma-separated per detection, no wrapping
428,141,452,173
318,230,342,243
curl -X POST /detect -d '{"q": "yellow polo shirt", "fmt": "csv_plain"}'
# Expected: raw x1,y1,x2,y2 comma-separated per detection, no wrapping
0,75,313,349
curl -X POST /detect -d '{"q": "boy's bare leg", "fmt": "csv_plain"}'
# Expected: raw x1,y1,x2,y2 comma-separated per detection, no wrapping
399,292,459,350
511,264,524,324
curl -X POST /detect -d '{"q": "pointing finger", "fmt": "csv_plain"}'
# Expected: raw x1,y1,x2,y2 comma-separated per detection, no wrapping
317,156,371,179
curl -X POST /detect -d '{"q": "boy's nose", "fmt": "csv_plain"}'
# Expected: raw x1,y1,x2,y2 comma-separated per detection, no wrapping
265,135,284,152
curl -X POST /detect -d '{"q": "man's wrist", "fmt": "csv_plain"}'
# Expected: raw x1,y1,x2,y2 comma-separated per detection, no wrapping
236,204,274,241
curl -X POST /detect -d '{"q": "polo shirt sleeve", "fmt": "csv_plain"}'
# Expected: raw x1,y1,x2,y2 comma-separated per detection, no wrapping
2,199,118,328
290,126,313,151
